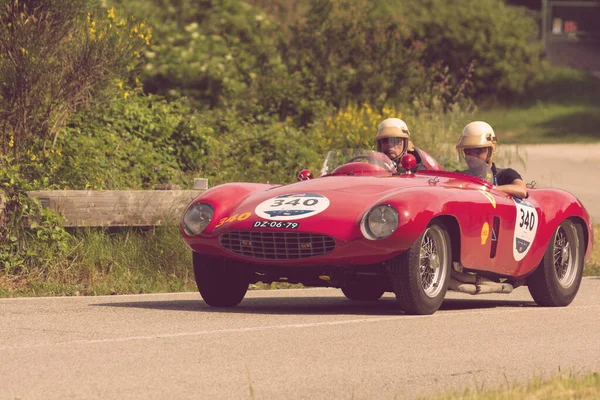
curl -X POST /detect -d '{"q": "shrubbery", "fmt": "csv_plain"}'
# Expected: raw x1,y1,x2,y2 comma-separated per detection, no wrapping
0,0,549,293
53,91,213,189
0,0,150,161
400,0,544,101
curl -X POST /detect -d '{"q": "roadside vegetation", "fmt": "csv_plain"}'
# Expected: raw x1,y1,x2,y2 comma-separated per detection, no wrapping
586,224,600,276
0,0,598,296
474,68,600,144
425,371,600,400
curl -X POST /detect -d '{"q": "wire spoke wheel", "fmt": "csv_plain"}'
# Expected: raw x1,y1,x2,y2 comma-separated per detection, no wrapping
552,224,578,289
527,219,584,307
418,226,448,298
390,221,452,315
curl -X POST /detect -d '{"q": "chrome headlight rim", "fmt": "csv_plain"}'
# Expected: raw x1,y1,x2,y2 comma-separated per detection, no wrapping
182,202,214,236
360,204,399,240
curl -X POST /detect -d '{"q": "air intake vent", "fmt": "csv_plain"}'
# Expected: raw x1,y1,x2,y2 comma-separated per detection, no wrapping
219,231,336,260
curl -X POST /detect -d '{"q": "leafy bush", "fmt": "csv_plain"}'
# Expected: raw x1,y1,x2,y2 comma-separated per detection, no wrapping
400,0,544,100
0,0,150,161
0,158,71,271
44,91,213,190
316,104,403,150
283,0,434,109
201,113,323,185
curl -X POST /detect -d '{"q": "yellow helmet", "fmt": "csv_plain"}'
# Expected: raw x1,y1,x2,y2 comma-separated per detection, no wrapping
456,121,497,164
375,118,410,160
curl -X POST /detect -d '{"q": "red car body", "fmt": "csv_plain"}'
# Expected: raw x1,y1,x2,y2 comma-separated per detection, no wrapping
181,150,593,314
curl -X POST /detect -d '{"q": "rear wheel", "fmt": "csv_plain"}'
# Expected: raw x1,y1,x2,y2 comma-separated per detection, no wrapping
341,285,385,301
527,220,584,307
390,222,451,315
192,252,249,307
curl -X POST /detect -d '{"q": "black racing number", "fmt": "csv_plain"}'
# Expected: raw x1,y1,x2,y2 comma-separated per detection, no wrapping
519,209,525,228
519,208,535,231
528,212,535,231
271,198,318,207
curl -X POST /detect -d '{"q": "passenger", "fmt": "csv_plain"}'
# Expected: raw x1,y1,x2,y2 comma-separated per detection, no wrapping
456,121,527,199
374,118,425,172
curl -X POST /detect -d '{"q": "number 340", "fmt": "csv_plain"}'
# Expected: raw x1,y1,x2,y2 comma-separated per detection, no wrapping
215,212,251,228
519,209,535,231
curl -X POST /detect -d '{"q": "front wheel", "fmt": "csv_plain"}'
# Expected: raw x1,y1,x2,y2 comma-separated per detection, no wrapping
390,222,452,315
341,285,386,301
193,252,249,307
527,220,584,307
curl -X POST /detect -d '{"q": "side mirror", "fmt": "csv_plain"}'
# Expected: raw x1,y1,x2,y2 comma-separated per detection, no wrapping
297,169,314,181
400,154,417,173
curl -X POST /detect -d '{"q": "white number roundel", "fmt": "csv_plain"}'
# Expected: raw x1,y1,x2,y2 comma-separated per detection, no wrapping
255,193,330,221
513,198,539,261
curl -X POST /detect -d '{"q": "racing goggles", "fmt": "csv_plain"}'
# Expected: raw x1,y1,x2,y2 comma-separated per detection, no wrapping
462,147,488,156
376,137,405,150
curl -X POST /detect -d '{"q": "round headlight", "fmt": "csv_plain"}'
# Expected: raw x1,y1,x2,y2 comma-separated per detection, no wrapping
361,205,398,240
182,203,214,236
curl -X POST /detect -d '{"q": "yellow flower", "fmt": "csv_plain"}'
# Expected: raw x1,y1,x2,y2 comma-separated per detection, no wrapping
20,47,28,55
107,7,116,20
118,80,124,89
30,155,37,161
123,91,129,99
8,136,14,147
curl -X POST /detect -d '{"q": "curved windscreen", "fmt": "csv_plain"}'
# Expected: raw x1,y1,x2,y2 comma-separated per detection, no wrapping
320,149,396,176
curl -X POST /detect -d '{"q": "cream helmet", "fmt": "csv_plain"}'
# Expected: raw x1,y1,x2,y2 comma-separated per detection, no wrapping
456,121,497,165
375,118,411,161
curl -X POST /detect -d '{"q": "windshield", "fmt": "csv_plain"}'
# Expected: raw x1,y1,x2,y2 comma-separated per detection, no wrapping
319,149,396,176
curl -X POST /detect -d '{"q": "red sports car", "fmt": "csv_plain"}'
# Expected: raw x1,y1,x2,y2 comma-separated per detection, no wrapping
180,149,593,315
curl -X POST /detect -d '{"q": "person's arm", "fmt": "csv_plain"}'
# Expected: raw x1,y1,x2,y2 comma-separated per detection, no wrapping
498,178,527,199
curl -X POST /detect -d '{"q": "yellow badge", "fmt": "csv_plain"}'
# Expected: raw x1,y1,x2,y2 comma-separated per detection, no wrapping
481,222,490,245
478,190,496,209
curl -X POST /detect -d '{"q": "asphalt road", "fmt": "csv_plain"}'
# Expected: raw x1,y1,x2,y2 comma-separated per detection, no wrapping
502,143,600,223
2,278,600,399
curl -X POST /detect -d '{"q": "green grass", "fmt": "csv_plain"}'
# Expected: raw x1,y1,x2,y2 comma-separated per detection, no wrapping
0,226,198,297
475,103,600,144
472,68,600,144
0,223,597,297
425,372,600,400
584,224,600,276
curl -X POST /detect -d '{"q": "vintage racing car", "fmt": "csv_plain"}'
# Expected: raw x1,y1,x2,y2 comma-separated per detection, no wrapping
180,149,594,315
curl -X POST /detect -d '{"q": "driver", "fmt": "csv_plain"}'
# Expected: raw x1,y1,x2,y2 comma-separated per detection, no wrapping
374,118,424,172
456,121,527,199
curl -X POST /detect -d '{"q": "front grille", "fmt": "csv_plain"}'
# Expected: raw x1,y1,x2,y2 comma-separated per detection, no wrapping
219,231,336,260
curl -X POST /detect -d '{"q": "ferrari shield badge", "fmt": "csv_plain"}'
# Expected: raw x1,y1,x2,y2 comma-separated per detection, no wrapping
255,193,330,221
513,198,539,261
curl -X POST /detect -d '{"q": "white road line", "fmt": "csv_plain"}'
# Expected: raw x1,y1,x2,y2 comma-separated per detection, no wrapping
1,305,598,351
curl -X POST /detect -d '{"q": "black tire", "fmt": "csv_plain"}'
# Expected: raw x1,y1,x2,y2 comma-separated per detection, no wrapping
341,285,386,301
390,222,452,315
527,220,584,307
192,252,249,307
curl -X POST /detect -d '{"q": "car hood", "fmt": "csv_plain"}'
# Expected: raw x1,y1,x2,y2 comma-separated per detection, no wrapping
209,175,431,238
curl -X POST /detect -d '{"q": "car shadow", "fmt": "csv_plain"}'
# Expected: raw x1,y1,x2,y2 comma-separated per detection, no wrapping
93,295,537,316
